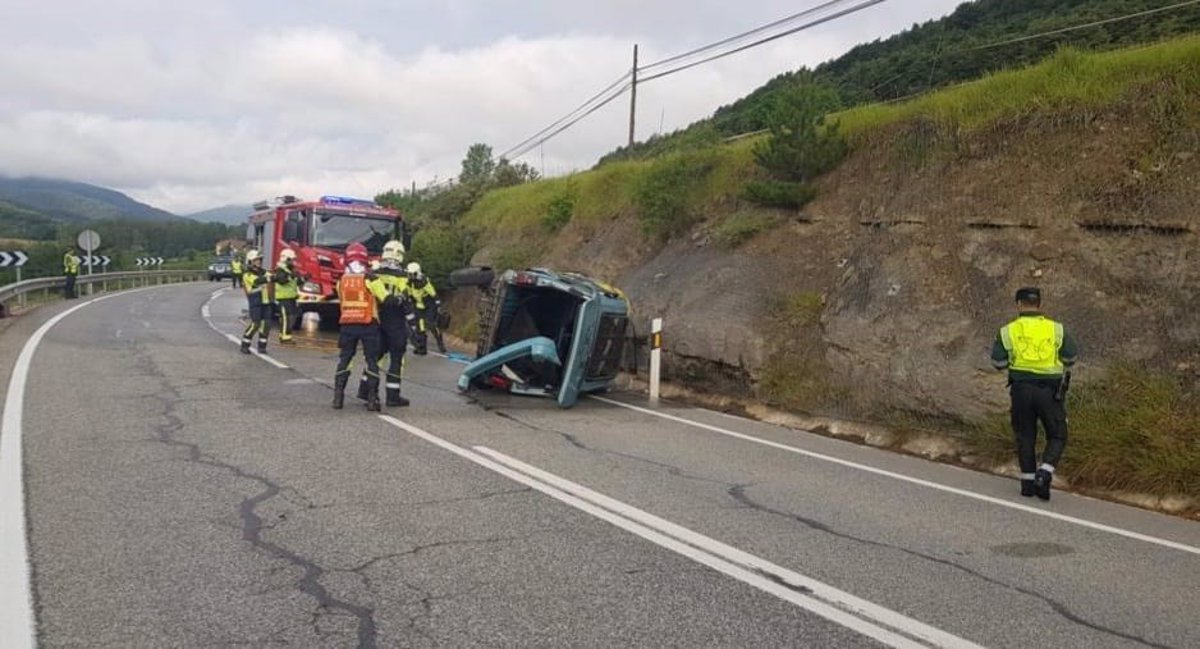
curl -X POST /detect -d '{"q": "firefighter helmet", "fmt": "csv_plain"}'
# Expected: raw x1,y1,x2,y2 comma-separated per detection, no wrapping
406,262,422,277
245,249,262,263
345,242,369,265
279,248,297,262
382,240,405,262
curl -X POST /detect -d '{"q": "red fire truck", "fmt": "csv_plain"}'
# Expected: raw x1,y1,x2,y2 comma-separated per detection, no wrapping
246,195,407,317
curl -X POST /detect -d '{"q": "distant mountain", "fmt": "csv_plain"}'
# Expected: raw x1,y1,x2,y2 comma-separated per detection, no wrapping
0,177,180,223
184,204,250,226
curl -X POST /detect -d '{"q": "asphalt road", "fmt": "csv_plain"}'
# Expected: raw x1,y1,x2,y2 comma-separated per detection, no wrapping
1,283,1198,648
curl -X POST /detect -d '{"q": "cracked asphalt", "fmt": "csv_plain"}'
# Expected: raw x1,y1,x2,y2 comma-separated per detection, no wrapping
4,284,1199,648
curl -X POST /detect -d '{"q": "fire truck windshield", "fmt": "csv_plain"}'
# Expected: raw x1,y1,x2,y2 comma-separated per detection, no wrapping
312,212,394,253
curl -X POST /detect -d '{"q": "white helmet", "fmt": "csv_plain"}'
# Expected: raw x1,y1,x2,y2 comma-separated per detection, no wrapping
382,240,406,263
245,249,262,263
278,248,297,262
406,262,422,276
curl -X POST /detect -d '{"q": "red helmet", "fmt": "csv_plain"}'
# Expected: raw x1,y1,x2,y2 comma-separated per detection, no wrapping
345,242,368,265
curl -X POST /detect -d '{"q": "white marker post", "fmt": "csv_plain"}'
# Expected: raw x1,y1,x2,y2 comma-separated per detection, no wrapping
649,317,663,404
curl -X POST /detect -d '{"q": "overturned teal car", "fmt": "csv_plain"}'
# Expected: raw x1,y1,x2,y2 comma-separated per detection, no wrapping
451,267,630,408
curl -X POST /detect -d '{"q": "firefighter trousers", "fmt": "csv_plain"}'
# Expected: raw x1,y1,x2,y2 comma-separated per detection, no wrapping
277,299,298,342
336,323,381,383
1010,380,1068,476
242,303,271,352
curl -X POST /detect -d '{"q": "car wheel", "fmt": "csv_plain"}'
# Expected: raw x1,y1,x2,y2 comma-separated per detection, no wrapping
450,266,495,288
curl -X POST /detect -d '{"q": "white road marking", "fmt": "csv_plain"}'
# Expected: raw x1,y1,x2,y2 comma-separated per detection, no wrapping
2,287,164,649
200,290,289,370
379,415,978,649
592,396,1200,557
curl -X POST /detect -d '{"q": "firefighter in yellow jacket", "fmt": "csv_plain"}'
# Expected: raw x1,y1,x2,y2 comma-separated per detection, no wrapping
332,242,389,411
240,249,272,354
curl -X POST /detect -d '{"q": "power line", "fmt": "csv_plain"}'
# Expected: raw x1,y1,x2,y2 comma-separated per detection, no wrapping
497,71,632,160
639,0,892,83
962,0,1200,52
638,0,862,72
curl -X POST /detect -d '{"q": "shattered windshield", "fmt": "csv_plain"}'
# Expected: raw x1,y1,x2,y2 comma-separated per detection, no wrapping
312,212,394,253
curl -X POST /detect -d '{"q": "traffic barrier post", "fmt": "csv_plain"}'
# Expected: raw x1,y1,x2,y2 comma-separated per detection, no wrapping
649,318,663,404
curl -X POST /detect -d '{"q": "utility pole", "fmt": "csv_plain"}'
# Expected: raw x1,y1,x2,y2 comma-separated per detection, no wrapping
628,44,638,149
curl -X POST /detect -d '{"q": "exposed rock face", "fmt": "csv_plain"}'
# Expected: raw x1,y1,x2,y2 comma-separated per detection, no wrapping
469,104,1200,425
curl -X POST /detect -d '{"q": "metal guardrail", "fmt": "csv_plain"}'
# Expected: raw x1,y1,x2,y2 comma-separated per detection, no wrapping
0,270,208,315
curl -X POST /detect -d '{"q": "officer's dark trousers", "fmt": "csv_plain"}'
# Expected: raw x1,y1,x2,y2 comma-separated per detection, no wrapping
1010,380,1068,474
336,323,381,382
376,317,408,391
242,303,271,352
64,273,77,299
277,298,298,341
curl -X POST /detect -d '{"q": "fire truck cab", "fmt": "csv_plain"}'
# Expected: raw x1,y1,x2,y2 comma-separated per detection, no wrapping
246,195,405,318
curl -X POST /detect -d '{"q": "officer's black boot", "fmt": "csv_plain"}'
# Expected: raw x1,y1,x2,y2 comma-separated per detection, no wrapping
1034,469,1053,501
365,377,381,412
332,374,348,410
1020,480,1036,497
356,375,370,401
386,387,410,407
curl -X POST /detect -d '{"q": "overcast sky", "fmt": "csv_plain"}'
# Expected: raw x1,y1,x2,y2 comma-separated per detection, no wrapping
0,0,966,213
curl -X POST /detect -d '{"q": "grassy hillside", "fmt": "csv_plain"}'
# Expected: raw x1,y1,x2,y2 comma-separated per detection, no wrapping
603,0,1200,164
0,177,179,223
466,36,1200,248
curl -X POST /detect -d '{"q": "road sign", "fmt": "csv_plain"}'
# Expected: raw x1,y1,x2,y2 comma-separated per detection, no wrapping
77,229,101,251
99,255,111,267
136,257,164,267
0,250,28,268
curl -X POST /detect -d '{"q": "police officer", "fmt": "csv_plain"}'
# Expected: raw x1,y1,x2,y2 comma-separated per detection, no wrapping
273,248,301,344
240,250,272,354
63,249,80,299
991,287,1079,500
356,240,417,407
408,262,446,355
230,253,243,289
332,242,389,411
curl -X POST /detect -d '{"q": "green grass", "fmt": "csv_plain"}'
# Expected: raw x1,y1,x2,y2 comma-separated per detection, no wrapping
463,37,1200,248
713,211,782,248
964,364,1200,498
837,37,1200,138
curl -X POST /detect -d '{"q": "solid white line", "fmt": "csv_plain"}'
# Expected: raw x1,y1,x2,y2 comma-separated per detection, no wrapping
378,415,968,648
2,287,163,649
200,290,289,370
592,396,1200,557
474,445,980,649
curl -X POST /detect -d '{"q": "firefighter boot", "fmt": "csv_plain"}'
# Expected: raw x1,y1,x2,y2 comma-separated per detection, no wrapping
434,331,447,354
1034,469,1053,501
1020,480,1036,497
332,374,348,410
365,377,381,412
356,374,370,401
386,386,410,408
240,341,252,354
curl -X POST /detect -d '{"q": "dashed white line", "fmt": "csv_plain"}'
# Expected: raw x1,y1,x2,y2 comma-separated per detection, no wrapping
592,396,1200,557
380,415,980,649
200,289,289,370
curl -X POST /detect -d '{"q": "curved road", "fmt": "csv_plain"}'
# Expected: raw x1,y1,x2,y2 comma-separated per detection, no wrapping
1,284,1197,648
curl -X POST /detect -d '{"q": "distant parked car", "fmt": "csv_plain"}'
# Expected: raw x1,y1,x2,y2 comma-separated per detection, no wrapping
208,256,233,281
453,267,630,408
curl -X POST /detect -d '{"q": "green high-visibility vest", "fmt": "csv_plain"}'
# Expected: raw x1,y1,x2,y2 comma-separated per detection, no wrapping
1000,315,1065,376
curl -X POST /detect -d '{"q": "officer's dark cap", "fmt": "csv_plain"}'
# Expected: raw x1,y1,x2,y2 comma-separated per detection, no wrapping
1015,287,1041,304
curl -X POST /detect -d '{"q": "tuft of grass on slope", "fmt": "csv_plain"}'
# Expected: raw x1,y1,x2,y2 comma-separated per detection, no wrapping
965,363,1200,498
837,37,1200,137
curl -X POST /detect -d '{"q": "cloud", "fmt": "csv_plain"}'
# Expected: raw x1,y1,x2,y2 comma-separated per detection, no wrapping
0,1,964,213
